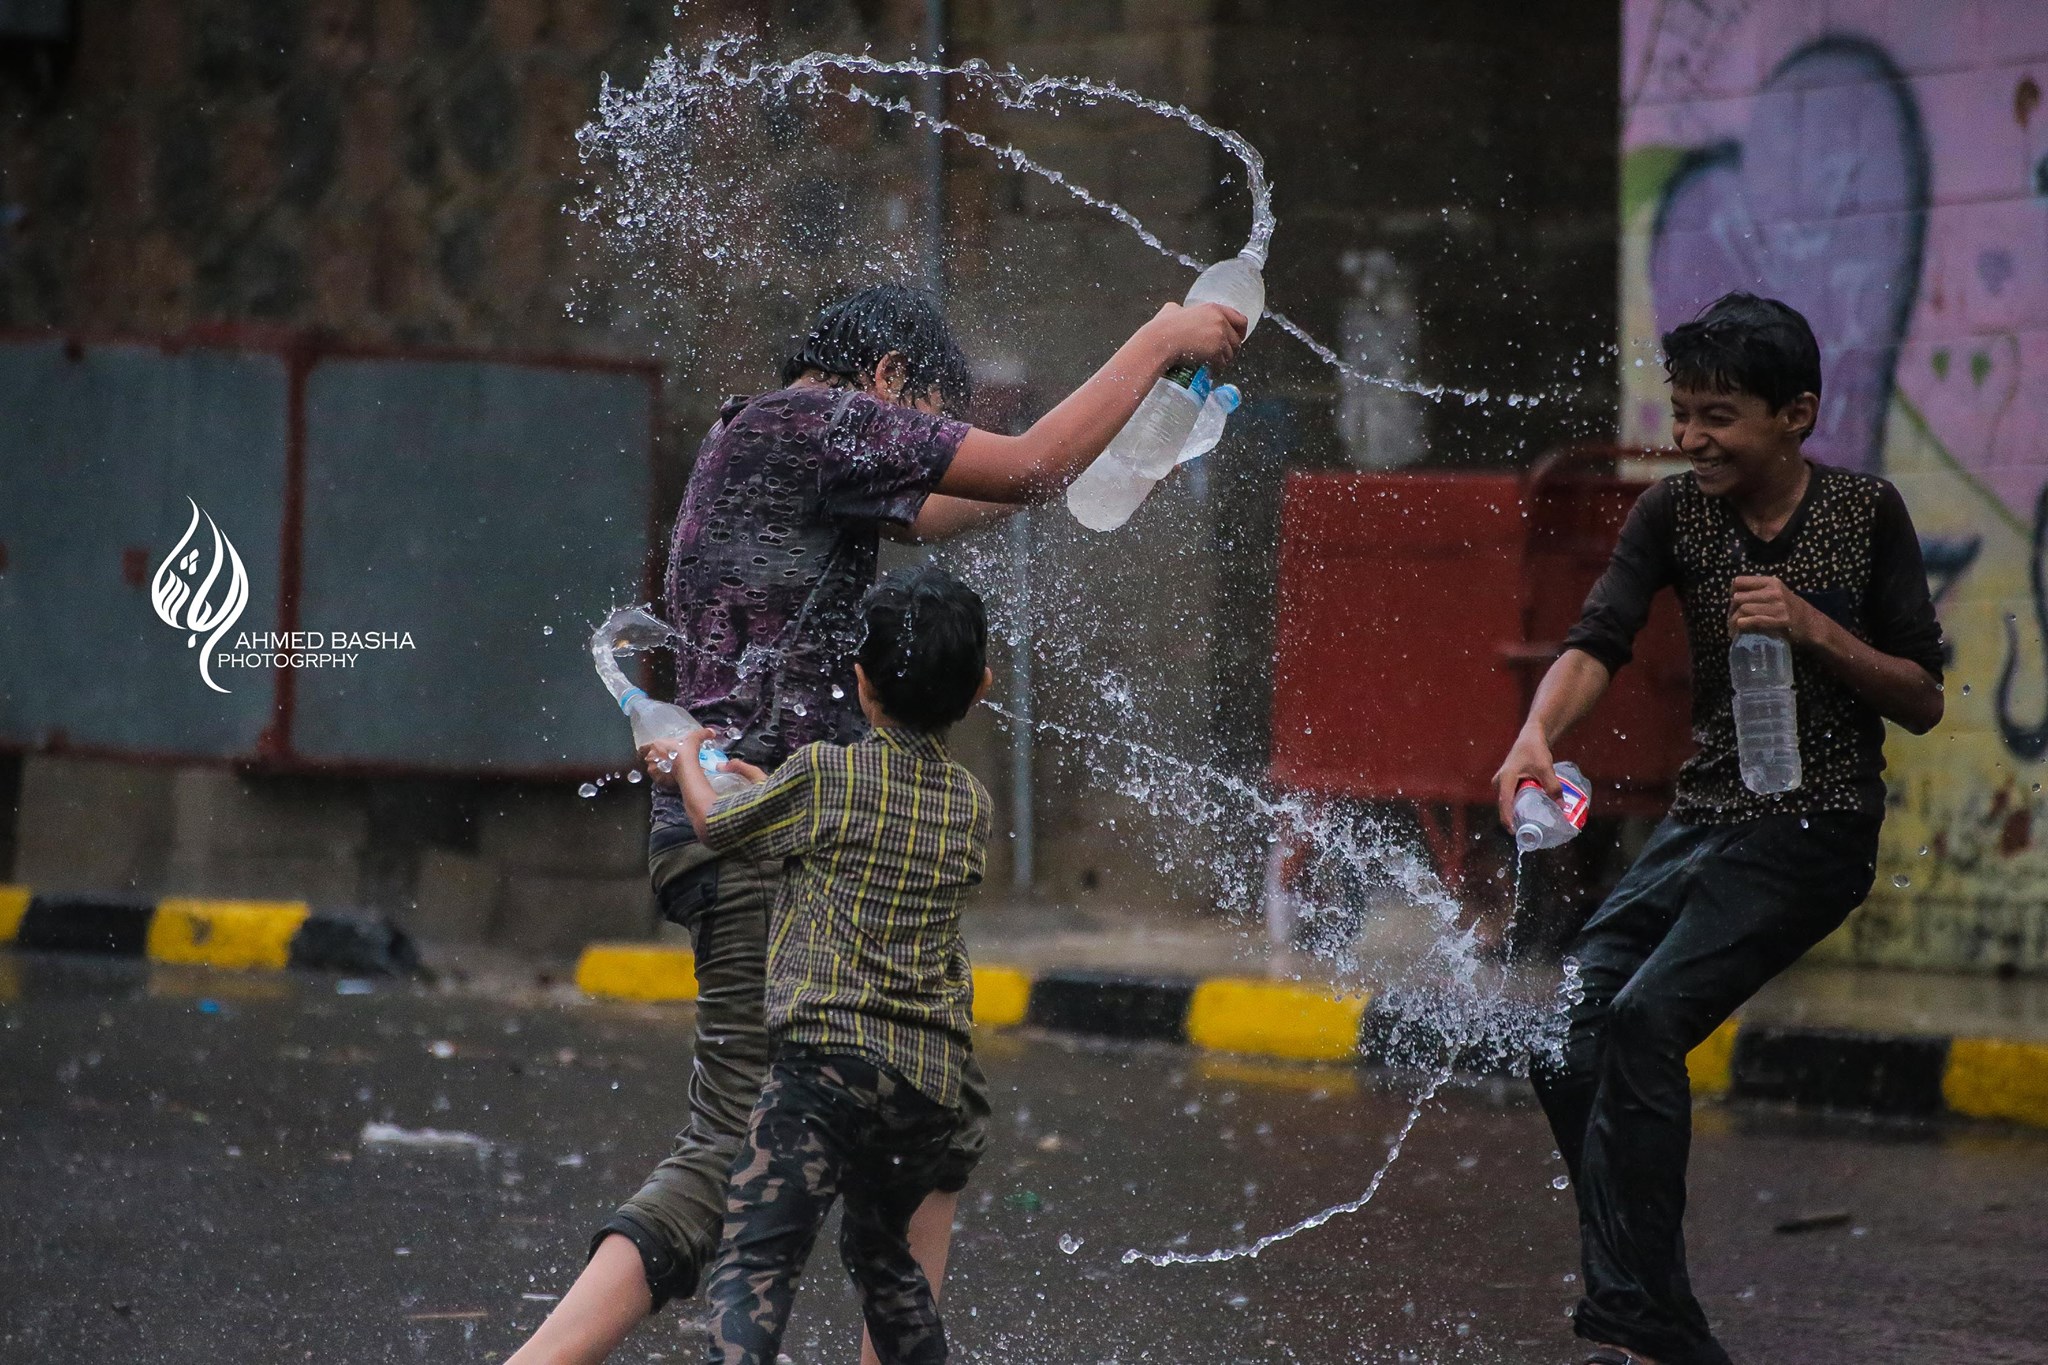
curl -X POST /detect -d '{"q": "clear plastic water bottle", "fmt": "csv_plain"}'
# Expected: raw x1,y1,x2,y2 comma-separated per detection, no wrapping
1066,379,1242,531
590,607,749,795
1729,633,1802,794
1513,761,1591,852
1067,250,1265,532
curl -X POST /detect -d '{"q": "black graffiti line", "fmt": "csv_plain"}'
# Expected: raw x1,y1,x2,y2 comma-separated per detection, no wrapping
1996,484,2048,762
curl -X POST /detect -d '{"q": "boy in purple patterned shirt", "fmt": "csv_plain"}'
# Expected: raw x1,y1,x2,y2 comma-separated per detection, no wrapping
506,283,1244,1365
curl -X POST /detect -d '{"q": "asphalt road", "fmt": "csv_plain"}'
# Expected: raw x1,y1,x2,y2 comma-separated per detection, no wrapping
2,955,2044,1364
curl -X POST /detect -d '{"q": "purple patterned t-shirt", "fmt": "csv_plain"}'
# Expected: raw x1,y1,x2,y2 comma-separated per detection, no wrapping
650,384,968,831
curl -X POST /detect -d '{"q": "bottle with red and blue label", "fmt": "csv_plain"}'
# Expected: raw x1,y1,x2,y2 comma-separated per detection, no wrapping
1513,761,1590,852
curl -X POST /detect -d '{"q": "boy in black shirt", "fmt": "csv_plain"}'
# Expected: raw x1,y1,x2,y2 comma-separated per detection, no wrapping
1493,293,1944,1365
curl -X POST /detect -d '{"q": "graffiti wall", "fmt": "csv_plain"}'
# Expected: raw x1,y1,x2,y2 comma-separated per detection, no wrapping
1622,1,2048,972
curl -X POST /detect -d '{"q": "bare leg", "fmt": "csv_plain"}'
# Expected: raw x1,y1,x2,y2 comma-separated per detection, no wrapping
858,1190,958,1365
503,1233,652,1365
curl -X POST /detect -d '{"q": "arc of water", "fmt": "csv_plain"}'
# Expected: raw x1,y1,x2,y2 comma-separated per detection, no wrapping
1122,1065,1451,1266
593,40,1550,410
759,47,1276,267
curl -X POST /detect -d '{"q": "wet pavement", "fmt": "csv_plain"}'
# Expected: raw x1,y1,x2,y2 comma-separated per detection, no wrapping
2,954,2045,1365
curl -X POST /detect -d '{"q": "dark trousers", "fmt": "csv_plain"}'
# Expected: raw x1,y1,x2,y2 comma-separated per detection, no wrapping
703,1051,962,1365
1532,813,1879,1365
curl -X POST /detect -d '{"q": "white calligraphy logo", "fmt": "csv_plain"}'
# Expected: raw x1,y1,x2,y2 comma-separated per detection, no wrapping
151,499,250,694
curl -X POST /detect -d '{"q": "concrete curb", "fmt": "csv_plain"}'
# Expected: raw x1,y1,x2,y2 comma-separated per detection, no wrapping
573,943,2048,1131
0,884,419,976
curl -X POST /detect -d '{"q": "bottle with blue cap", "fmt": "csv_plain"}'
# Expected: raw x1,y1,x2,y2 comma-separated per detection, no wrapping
1067,249,1263,532
590,606,750,795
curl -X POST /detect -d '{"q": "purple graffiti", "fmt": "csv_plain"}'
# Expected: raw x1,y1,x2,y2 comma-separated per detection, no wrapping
1649,37,1928,474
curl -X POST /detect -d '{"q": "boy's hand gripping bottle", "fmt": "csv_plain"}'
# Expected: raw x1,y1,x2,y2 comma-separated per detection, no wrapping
590,607,749,795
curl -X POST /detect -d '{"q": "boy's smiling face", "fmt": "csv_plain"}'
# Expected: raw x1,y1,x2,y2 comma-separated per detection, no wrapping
1669,384,1816,500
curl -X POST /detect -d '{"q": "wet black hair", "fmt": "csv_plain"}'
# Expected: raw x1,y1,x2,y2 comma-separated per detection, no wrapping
1662,292,1823,433
781,284,974,414
857,565,988,734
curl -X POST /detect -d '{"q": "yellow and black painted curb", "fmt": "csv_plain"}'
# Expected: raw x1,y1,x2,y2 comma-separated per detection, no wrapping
575,942,2048,1131
0,885,418,976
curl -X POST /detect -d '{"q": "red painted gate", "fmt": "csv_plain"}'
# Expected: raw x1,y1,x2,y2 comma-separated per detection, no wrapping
1270,449,1692,889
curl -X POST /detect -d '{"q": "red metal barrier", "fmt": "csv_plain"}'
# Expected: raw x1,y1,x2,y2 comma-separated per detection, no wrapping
1270,452,1691,888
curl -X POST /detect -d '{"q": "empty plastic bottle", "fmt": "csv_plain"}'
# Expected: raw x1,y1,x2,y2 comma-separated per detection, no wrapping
1513,760,1591,852
590,607,749,795
1729,632,1802,794
1067,249,1265,532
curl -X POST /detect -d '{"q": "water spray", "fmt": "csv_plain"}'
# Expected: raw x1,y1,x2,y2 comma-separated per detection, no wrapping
590,606,748,794
577,38,1550,411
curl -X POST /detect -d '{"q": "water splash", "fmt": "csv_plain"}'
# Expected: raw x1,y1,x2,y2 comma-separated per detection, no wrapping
578,37,1582,1273
577,36,1541,409
979,664,1573,1267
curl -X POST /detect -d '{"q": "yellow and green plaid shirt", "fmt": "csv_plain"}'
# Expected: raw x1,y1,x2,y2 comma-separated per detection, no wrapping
702,726,990,1107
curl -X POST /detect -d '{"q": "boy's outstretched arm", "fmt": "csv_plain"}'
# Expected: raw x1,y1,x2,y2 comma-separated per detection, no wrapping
1492,649,1613,831
936,301,1246,505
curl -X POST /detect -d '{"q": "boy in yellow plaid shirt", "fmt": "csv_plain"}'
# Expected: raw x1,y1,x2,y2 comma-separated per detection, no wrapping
649,565,992,1365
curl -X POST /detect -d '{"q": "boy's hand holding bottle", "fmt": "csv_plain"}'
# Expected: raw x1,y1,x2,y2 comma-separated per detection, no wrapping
1140,300,1249,373
639,730,767,792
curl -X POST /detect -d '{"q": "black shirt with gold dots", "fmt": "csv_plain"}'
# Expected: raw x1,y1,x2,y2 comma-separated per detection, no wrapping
1564,461,1946,824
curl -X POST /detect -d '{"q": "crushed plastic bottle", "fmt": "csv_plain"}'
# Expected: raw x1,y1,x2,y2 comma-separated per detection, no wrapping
1729,633,1802,794
1176,383,1243,467
1513,761,1590,852
590,607,748,795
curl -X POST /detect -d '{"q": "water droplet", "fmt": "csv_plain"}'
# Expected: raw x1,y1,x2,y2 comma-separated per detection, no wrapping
657,759,674,773
1551,1174,1570,1190
791,702,807,717
627,769,644,784
830,684,845,699
1918,845,1928,856
1057,1233,1082,1255
542,625,554,636
577,782,598,798
1961,683,1972,696
1892,874,1911,888
1799,818,1809,829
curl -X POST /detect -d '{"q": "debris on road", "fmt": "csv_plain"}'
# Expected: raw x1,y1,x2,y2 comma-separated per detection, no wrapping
1773,1209,1852,1234
359,1121,493,1156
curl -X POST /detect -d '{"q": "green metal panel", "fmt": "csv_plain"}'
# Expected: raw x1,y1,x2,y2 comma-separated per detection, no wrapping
291,357,654,773
0,340,286,756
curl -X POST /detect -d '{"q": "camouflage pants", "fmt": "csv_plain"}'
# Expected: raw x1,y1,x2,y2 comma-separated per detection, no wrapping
702,1051,961,1365
597,831,989,1313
